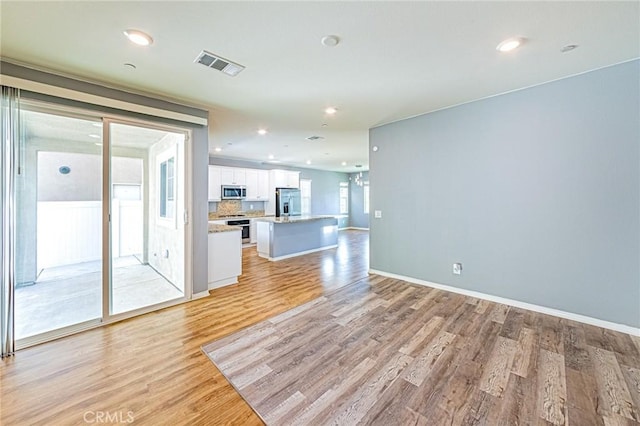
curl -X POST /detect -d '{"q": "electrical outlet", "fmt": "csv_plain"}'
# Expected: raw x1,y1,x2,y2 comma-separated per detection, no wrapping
374,210,382,219
453,263,462,275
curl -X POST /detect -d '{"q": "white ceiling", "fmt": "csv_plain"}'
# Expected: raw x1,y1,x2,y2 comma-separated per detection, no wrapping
1,1,638,172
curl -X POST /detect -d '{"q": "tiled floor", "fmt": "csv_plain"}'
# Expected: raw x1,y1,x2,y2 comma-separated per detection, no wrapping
15,256,184,339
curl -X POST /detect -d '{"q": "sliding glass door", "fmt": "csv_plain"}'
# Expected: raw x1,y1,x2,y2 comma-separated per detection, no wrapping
12,102,189,346
14,109,103,339
108,121,186,315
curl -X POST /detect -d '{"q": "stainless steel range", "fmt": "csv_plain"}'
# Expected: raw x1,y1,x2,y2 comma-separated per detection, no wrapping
226,219,250,243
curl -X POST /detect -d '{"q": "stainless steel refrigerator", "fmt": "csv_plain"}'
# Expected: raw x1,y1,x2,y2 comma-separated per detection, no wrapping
275,188,302,217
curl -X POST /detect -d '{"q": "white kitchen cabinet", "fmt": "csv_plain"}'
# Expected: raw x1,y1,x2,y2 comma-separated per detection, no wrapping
208,166,221,201
245,169,258,200
257,170,270,199
208,229,242,289
250,219,257,243
245,169,270,201
270,169,299,189
219,167,246,185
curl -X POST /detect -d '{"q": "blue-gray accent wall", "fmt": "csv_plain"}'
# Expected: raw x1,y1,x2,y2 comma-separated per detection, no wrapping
369,60,640,328
349,171,370,229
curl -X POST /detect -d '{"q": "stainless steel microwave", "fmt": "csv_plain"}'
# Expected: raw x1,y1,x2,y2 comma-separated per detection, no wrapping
221,185,246,200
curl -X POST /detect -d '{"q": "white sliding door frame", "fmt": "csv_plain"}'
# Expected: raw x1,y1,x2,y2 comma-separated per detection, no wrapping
14,100,194,350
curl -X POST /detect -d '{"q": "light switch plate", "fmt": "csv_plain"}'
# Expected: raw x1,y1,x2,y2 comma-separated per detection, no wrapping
374,210,382,219
453,263,462,275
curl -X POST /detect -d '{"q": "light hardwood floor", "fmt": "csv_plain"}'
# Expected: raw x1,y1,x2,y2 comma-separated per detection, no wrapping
204,275,640,425
2,230,639,425
1,230,368,425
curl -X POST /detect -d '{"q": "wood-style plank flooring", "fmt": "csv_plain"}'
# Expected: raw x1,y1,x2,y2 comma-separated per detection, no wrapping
203,275,640,425
2,230,639,425
1,230,368,425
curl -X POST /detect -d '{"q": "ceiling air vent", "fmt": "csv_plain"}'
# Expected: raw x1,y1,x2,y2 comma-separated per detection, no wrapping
306,135,325,141
194,50,245,77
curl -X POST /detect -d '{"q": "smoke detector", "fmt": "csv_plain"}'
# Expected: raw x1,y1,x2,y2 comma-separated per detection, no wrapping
306,135,324,141
194,50,245,77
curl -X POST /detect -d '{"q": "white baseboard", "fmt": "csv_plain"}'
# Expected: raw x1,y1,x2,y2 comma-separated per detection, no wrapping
192,290,210,300
208,277,238,290
369,269,640,337
262,244,338,262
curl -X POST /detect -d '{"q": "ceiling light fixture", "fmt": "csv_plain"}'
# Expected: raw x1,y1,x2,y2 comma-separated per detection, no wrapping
306,160,312,165
341,161,347,166
123,29,153,46
268,154,274,160
496,37,525,53
257,129,268,135
321,35,340,47
353,172,364,187
214,147,222,152
372,146,379,152
325,107,337,115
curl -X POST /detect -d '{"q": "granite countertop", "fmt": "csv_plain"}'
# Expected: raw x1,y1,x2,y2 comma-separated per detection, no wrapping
208,224,242,233
208,213,275,220
254,215,338,224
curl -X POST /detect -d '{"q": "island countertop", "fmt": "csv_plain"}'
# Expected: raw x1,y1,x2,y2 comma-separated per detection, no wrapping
208,224,242,233
254,215,338,224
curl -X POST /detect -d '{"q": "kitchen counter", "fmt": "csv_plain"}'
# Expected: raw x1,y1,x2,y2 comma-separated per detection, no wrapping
256,216,338,261
208,224,242,233
254,215,337,224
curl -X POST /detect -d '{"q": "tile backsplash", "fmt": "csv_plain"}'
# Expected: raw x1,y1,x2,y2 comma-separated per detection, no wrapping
215,200,242,216
209,200,266,217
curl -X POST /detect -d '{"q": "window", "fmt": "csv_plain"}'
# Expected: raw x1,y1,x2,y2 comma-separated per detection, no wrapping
160,156,175,219
300,179,312,215
339,182,349,214
364,183,370,214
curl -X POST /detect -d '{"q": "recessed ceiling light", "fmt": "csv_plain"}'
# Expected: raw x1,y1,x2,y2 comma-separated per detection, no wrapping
123,29,153,46
341,161,347,166
214,147,222,152
321,35,340,47
560,44,579,53
257,129,268,135
89,134,101,139
306,160,312,165
372,146,379,152
496,37,525,53
325,107,337,115
268,154,274,160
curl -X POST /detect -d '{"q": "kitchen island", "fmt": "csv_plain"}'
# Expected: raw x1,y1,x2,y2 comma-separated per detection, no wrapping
208,223,242,289
255,216,339,261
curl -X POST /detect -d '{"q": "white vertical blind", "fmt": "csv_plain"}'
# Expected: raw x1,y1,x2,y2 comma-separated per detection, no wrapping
1,86,20,358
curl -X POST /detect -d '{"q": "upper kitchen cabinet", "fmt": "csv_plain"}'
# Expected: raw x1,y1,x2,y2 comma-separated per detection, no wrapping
270,169,299,189
246,169,270,201
219,167,246,186
208,166,221,201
